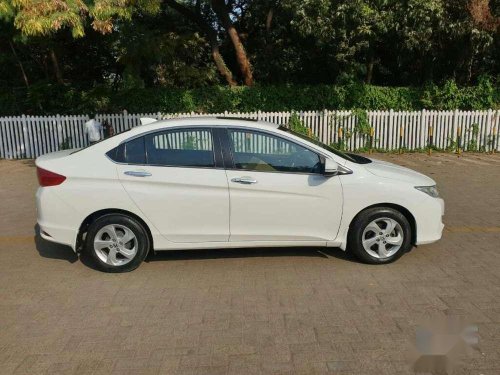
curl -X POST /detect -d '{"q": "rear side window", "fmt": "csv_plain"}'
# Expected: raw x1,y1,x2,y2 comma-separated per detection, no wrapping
145,128,214,168
125,137,146,164
106,137,145,164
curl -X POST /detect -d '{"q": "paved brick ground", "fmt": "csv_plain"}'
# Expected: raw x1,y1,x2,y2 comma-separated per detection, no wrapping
0,153,499,375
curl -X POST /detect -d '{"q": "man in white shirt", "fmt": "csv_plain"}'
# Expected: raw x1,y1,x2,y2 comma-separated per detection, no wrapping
84,116,102,145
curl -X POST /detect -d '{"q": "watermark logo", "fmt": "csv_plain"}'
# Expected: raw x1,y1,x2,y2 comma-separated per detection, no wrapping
408,316,478,374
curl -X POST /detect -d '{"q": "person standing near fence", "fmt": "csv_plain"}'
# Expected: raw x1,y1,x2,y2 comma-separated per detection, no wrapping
84,115,102,145
102,120,115,139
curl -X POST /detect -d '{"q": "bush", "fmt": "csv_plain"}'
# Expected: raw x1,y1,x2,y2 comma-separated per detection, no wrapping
1,78,498,115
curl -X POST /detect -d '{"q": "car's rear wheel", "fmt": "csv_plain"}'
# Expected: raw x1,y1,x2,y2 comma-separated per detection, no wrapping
85,214,149,272
348,207,412,264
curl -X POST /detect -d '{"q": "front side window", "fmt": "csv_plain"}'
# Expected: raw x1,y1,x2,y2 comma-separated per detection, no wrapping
228,129,322,173
145,128,214,168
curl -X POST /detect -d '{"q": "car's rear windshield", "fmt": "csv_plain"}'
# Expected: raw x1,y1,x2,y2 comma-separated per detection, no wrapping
278,126,371,164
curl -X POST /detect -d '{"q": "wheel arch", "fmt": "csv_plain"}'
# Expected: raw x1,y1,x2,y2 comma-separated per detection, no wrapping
348,203,417,246
76,208,154,253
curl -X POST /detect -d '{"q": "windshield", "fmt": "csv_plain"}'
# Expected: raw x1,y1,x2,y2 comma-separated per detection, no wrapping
278,126,371,164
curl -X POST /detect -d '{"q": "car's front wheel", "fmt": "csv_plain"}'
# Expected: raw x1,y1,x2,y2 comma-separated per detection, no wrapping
85,214,150,272
348,207,412,264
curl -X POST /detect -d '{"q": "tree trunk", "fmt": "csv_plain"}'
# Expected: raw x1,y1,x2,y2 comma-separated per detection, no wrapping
211,0,254,86
49,49,64,84
166,0,236,86
9,41,29,88
211,43,237,86
225,25,254,86
266,7,274,34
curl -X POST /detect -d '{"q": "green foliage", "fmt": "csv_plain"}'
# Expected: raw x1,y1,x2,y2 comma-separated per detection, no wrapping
352,109,371,135
1,0,498,97
3,80,498,116
332,139,348,151
287,112,309,136
182,135,199,150
446,136,458,152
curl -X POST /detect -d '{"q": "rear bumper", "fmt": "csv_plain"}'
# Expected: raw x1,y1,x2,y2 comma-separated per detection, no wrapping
415,197,445,245
37,221,76,250
36,187,78,250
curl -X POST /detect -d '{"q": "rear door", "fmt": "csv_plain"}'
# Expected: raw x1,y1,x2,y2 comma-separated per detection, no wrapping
222,127,343,242
114,127,230,243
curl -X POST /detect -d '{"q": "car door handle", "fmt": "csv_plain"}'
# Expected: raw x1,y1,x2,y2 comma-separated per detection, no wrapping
231,176,257,184
124,170,152,177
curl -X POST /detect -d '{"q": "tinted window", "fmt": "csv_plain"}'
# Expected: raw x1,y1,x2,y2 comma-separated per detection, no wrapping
106,137,145,164
277,126,369,164
229,129,321,173
125,137,146,164
145,129,214,168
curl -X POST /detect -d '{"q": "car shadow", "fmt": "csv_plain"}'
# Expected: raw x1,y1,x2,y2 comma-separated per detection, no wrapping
34,224,78,263
34,223,359,268
145,246,359,263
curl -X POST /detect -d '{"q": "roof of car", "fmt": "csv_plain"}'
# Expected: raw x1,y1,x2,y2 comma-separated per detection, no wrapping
143,116,280,129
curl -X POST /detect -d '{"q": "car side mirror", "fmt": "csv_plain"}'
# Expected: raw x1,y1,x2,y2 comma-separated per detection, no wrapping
323,158,339,176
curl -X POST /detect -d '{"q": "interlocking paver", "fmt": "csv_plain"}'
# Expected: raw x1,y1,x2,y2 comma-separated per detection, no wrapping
0,153,499,374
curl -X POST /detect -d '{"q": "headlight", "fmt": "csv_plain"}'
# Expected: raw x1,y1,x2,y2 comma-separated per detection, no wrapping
415,185,439,198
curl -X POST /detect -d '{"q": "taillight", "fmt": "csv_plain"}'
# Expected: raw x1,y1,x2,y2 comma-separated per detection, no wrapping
37,167,66,187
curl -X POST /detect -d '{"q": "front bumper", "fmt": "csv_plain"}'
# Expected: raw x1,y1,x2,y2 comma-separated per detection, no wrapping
415,197,445,245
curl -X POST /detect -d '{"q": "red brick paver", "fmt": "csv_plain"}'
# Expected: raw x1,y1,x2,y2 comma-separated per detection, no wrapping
0,153,499,374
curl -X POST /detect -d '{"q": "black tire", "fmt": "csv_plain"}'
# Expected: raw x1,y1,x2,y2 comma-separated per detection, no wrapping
347,207,412,264
84,213,150,273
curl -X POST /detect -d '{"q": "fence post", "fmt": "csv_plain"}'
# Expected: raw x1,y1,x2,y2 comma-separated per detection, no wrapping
493,110,499,154
0,117,5,158
485,109,492,153
428,124,433,156
56,114,62,152
388,109,394,150
370,126,374,154
338,126,343,150
451,108,458,152
123,109,129,130
21,114,30,158
420,109,426,150
399,124,403,154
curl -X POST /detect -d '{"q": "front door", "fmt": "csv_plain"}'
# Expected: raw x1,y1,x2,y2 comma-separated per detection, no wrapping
223,128,343,242
116,127,229,243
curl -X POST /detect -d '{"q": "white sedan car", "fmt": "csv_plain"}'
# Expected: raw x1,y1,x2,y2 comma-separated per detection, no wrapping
36,117,444,272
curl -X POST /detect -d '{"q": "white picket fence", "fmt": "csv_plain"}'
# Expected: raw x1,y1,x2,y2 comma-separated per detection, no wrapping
0,109,498,159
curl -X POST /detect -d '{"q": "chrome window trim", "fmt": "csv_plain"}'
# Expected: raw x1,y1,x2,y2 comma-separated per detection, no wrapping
106,123,353,175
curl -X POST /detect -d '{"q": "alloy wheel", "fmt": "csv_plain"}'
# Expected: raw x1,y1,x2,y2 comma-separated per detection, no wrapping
94,224,138,266
361,217,404,259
